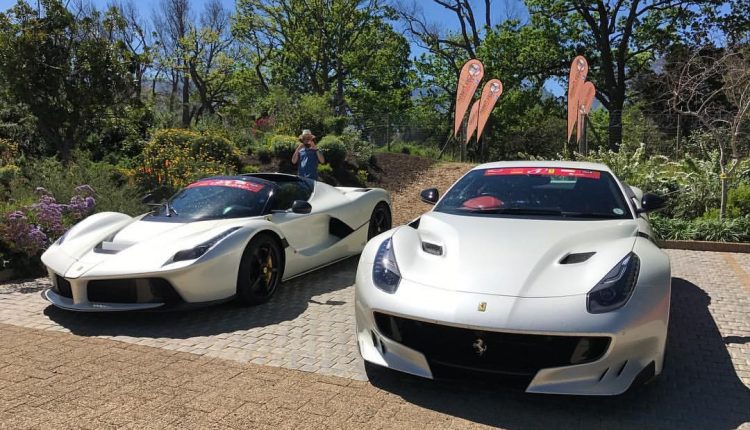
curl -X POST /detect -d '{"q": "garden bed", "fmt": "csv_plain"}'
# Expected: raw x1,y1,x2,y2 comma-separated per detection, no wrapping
658,240,750,253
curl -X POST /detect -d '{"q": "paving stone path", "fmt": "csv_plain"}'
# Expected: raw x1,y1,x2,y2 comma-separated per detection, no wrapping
0,249,749,429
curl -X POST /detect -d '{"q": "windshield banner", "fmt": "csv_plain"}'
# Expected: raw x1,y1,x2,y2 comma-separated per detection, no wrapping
484,167,601,179
187,179,265,192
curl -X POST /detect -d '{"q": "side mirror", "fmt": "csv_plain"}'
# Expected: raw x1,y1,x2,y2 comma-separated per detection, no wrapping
141,193,155,204
420,188,439,205
638,193,666,214
291,200,312,214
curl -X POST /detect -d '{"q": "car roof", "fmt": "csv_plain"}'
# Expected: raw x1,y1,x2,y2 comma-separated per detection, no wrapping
473,160,613,174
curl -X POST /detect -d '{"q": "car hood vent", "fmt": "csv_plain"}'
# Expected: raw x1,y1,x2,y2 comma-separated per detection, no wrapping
421,241,443,256
559,252,596,264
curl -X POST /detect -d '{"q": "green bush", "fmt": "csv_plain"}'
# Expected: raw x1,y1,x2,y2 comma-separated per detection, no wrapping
269,135,299,160
241,164,260,174
140,129,240,196
11,156,144,215
651,215,750,242
256,146,273,164
728,183,750,216
317,163,336,185
318,136,347,167
191,134,240,167
341,128,374,168
378,142,443,159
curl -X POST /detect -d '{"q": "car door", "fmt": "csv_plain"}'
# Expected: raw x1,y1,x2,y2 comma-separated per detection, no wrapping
267,180,331,275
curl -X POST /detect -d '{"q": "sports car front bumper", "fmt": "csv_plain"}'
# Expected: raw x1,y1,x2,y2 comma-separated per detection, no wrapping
42,289,165,312
355,264,670,396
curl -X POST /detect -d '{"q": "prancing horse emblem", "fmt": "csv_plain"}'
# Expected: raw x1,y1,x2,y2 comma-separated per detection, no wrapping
473,338,488,357
477,302,487,312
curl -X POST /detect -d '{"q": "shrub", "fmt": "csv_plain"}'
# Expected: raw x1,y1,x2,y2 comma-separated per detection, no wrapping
191,134,240,167
241,164,260,174
256,146,273,164
318,136,347,167
269,135,299,160
651,215,750,242
341,128,374,168
356,169,368,186
12,157,143,215
140,129,240,196
0,185,97,274
728,183,750,216
317,163,336,185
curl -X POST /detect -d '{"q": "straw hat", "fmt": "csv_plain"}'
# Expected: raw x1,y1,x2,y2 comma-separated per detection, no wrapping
299,129,315,140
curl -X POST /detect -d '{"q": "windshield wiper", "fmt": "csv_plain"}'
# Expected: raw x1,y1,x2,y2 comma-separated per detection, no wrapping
165,201,178,217
148,201,178,217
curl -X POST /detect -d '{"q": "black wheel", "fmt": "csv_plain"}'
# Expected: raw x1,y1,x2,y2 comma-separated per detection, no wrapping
236,234,282,305
367,202,392,240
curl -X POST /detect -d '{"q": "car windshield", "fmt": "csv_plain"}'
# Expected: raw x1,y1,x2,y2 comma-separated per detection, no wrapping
147,178,272,221
434,167,632,220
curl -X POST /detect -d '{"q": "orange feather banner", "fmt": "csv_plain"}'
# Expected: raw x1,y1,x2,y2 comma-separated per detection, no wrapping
454,59,484,137
476,79,504,140
465,101,481,145
567,56,589,142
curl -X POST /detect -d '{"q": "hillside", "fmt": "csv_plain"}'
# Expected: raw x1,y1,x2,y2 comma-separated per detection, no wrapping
368,153,475,226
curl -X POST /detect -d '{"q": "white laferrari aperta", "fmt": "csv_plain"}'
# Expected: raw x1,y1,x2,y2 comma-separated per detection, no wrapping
355,161,671,396
42,173,391,311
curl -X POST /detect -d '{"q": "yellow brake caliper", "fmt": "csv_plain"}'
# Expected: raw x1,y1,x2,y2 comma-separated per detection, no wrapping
262,254,273,284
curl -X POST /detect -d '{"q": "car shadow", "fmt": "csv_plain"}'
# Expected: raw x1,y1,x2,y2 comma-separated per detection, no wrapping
366,277,750,430
43,257,359,339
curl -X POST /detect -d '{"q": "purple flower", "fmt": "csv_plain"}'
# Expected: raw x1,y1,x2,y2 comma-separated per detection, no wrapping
2,210,48,255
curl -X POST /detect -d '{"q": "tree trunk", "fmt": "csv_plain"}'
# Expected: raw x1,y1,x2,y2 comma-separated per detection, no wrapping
608,104,623,151
181,74,191,128
720,174,728,219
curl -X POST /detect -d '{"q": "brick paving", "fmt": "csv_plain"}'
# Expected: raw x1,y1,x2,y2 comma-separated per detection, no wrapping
0,249,749,428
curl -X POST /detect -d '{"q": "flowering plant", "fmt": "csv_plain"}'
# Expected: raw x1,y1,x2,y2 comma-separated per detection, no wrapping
0,185,97,269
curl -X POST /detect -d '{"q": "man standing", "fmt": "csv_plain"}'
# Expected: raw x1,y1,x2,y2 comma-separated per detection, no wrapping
292,129,325,180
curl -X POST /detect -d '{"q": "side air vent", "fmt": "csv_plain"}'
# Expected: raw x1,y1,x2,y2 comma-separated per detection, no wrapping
559,252,596,264
421,242,443,256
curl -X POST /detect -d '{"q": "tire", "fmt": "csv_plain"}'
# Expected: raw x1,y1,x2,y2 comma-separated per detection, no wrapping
236,234,283,305
367,202,392,240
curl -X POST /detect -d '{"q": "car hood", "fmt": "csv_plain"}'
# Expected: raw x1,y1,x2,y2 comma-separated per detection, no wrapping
49,216,260,278
390,211,639,298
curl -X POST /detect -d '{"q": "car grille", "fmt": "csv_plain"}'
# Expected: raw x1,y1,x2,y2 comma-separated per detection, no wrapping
52,275,73,298
87,278,182,304
374,313,610,377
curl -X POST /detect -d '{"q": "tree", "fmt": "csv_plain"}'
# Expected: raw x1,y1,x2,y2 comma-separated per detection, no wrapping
0,0,135,161
107,1,154,102
182,0,236,121
525,0,721,151
233,0,410,127
153,0,191,127
397,1,565,159
668,46,750,218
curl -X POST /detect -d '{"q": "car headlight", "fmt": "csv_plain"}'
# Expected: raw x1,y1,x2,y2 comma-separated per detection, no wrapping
372,237,401,293
172,228,240,262
587,252,640,313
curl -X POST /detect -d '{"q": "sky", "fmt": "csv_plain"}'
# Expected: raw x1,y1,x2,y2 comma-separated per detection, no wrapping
0,0,560,93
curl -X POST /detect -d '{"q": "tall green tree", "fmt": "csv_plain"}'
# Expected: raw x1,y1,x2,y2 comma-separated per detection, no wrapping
233,0,411,129
0,0,136,161
183,0,236,121
525,0,721,150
